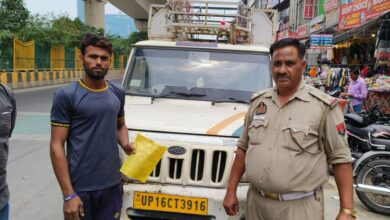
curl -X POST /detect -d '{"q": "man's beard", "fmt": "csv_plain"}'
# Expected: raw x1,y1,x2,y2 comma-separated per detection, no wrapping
83,64,108,80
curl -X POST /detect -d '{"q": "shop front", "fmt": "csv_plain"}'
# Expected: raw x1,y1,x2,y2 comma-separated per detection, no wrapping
332,0,390,114
333,0,390,68
300,0,390,114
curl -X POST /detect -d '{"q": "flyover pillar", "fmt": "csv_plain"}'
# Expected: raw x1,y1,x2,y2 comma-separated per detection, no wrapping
84,0,107,29
134,19,148,32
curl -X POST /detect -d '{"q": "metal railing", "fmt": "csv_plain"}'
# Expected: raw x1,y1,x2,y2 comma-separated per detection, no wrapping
0,68,125,89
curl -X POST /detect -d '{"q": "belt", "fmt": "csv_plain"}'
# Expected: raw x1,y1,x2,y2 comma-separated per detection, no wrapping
257,189,315,201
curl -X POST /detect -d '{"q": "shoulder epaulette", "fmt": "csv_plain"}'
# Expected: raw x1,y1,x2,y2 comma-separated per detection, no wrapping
250,89,269,101
307,86,338,109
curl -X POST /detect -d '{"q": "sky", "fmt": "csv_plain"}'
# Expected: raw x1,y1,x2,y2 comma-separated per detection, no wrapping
24,0,122,18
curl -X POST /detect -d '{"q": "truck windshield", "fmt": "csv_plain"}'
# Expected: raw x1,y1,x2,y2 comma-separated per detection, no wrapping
124,47,271,102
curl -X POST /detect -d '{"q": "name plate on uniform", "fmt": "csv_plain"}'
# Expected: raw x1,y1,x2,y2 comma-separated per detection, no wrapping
133,192,208,215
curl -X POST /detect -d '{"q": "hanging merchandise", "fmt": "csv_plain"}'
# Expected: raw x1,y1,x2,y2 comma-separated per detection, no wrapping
308,66,317,77
339,69,346,88
307,65,349,94
325,67,334,87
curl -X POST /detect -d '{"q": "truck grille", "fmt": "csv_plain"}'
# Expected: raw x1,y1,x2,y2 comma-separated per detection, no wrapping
190,149,205,181
148,144,235,187
211,151,227,183
169,158,183,179
150,160,162,178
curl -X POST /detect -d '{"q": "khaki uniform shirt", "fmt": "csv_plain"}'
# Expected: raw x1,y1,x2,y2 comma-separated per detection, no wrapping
238,82,351,194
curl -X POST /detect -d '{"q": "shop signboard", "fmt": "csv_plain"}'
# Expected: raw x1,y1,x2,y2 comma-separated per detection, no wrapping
325,8,340,28
309,15,325,33
324,0,339,12
338,0,390,30
310,34,333,49
310,24,324,33
277,30,298,41
297,24,309,39
310,14,325,26
338,0,369,30
368,0,390,19
277,30,287,40
304,0,314,19
318,0,325,16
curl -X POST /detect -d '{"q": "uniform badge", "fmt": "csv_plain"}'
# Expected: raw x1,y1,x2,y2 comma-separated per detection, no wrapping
336,123,346,136
114,212,120,219
255,102,267,115
253,115,266,120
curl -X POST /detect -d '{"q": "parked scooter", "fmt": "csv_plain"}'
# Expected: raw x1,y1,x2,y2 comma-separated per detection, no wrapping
345,106,387,148
344,106,390,215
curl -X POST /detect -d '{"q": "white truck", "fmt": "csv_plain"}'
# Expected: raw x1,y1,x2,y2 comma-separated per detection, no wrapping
120,1,277,219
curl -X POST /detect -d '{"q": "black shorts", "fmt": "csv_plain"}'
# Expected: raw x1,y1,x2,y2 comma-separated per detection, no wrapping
77,184,123,220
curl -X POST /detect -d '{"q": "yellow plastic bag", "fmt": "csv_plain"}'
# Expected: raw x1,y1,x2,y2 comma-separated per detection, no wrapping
120,133,167,183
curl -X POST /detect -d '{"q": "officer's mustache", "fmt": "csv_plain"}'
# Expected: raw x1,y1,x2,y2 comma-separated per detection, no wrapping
275,73,289,80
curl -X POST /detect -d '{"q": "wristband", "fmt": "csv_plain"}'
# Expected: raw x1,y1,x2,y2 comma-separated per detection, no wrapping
340,208,357,218
63,192,78,201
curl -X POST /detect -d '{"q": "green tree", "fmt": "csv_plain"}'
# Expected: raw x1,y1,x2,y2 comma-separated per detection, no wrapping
16,14,102,47
128,31,148,46
51,16,102,47
106,31,147,59
0,0,29,32
16,14,52,44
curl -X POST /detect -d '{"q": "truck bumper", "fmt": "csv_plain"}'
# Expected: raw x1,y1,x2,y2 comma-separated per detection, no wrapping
120,182,249,220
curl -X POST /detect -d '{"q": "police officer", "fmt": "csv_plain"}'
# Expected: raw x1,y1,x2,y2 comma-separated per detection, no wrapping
0,83,16,220
223,38,356,220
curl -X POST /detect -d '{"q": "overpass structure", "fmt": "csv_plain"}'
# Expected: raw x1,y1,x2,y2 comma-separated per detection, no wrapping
83,0,166,31
109,0,166,31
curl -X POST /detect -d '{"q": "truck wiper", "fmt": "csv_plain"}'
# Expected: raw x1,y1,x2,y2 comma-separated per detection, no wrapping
211,97,249,105
125,91,152,96
151,91,206,103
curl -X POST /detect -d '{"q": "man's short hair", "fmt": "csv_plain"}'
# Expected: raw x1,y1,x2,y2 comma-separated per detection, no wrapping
270,38,306,59
353,69,360,75
80,34,113,56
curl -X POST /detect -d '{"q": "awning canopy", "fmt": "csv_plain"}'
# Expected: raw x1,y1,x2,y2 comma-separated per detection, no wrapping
333,16,382,44
334,12,390,44
333,42,351,48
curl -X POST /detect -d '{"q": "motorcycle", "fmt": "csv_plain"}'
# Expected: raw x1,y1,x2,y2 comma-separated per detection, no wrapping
344,107,390,215
344,106,388,152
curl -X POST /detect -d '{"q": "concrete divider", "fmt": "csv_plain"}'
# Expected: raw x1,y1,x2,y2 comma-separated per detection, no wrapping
0,68,125,89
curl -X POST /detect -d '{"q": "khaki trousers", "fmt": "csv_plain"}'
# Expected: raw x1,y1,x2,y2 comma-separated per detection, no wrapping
246,186,324,220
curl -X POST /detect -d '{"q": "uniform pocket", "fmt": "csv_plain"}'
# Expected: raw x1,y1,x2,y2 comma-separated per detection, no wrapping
0,113,11,139
248,119,269,145
283,121,321,155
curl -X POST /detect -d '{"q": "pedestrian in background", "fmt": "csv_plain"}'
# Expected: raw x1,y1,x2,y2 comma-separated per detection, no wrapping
0,83,16,220
224,38,355,220
50,34,135,220
341,69,367,113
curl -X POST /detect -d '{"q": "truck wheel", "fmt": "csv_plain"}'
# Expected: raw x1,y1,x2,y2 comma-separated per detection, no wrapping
355,159,390,215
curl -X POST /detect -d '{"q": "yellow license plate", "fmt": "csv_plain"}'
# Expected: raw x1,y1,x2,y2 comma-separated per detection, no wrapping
133,191,208,215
